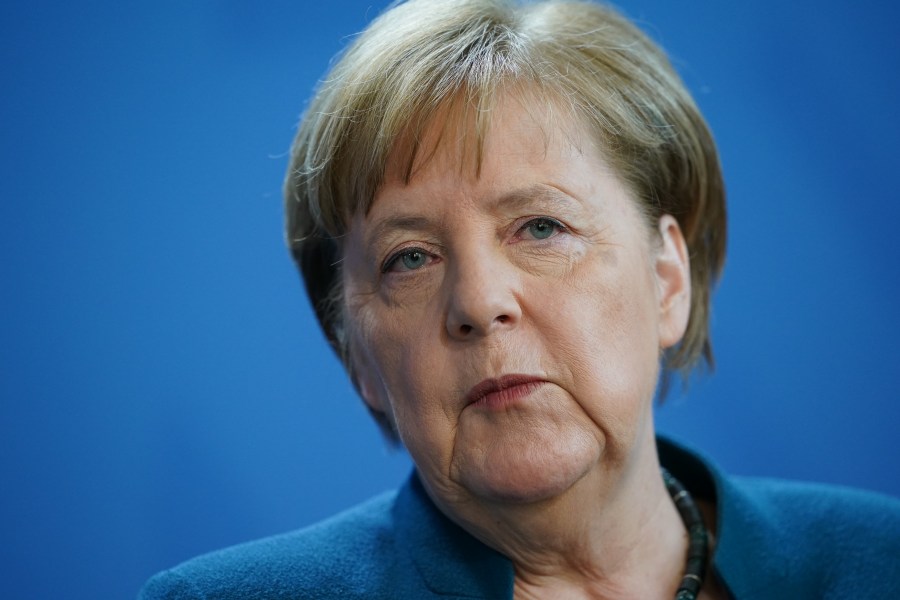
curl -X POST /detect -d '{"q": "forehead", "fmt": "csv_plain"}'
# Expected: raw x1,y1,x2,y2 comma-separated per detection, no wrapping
379,89,591,198
356,93,645,245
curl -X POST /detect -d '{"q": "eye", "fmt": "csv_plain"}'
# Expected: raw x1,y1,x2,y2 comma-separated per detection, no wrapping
382,248,434,273
520,217,565,240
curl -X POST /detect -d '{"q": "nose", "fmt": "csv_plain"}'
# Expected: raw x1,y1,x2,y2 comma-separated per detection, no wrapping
444,249,522,340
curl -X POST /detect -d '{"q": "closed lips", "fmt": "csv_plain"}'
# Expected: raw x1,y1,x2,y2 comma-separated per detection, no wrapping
465,375,547,406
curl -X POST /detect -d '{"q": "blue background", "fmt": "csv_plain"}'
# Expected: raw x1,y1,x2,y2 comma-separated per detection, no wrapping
2,1,898,598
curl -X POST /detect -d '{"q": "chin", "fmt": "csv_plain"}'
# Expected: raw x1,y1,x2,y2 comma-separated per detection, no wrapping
452,432,600,505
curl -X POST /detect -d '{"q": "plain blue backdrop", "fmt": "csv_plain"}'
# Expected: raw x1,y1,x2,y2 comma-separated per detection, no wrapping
1,1,898,598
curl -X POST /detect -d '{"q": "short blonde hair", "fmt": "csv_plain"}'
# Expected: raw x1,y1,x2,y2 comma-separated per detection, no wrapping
285,0,726,436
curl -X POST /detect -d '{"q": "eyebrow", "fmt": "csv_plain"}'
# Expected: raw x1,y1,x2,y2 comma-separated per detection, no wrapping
490,183,580,213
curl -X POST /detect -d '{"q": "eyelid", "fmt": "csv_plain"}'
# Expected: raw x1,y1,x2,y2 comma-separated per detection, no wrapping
380,245,437,274
514,216,569,239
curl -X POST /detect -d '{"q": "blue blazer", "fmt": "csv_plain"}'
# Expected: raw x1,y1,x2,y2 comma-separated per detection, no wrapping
139,438,900,599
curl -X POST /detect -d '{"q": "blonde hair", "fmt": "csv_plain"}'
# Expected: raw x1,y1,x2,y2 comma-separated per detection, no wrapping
285,0,726,436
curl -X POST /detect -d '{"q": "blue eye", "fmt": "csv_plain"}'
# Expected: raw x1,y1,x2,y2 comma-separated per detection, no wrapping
523,218,562,240
384,248,430,273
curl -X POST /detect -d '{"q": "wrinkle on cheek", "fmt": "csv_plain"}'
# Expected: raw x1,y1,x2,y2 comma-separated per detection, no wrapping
553,336,645,464
344,288,379,345
380,267,444,308
562,229,620,280
343,255,381,322
378,328,455,432
517,238,591,282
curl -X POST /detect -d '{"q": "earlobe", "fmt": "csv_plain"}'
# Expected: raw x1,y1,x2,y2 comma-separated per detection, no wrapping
655,215,691,349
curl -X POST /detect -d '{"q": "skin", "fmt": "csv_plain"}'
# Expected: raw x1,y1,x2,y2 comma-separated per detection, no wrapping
341,93,716,599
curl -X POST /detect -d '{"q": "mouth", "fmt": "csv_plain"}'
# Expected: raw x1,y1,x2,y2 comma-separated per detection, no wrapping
465,374,548,409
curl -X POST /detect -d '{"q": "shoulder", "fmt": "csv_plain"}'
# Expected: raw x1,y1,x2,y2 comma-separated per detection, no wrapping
657,436,900,598
726,475,900,551
729,475,900,531
138,490,408,600
719,475,900,597
139,474,513,600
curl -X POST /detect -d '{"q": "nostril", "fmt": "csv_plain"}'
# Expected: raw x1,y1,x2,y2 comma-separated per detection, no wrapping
459,324,473,335
496,314,509,324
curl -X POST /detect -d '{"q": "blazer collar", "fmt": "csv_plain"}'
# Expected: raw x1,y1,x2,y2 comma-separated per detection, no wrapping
394,473,514,598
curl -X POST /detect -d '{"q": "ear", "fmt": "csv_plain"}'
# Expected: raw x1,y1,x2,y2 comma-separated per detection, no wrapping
655,214,691,349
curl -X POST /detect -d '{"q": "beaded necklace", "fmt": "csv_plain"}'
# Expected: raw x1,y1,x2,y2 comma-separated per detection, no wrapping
661,468,710,600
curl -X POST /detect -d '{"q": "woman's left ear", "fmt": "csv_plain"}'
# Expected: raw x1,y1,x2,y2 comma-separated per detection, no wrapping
654,215,691,349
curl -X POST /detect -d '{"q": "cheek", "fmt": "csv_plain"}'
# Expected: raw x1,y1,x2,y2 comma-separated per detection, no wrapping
553,251,659,362
528,254,660,435
353,301,458,443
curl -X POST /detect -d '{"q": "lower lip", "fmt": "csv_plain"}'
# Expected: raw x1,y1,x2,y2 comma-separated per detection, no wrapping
470,381,545,410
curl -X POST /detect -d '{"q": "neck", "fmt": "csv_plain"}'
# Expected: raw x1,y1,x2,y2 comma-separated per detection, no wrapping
460,430,689,599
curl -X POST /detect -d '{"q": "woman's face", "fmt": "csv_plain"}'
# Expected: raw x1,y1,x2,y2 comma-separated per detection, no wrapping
342,95,690,512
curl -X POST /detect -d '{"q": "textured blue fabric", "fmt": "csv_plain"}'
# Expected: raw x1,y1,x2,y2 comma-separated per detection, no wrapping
658,437,900,599
139,438,900,599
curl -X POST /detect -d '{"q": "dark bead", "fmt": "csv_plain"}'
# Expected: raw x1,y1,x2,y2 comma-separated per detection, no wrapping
662,468,708,600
